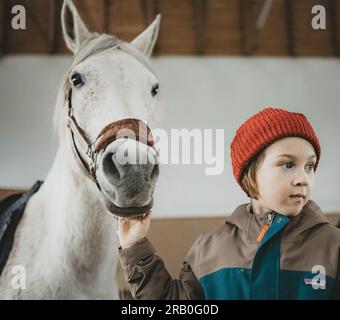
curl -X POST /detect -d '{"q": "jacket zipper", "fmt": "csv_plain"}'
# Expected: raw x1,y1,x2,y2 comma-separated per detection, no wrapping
256,212,275,243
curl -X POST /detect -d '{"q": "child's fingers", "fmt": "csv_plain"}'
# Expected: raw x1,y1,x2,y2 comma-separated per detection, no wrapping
117,217,131,232
117,211,152,233
143,210,152,224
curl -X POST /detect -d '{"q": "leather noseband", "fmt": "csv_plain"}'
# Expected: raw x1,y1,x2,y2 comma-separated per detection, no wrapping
66,89,156,190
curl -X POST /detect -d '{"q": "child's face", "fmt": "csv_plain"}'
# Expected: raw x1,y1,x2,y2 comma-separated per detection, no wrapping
254,137,317,216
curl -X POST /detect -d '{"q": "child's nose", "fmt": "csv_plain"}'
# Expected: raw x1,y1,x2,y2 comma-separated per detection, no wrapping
293,170,309,186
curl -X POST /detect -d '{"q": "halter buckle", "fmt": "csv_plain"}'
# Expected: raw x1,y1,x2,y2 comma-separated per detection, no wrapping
86,145,97,176
86,145,95,160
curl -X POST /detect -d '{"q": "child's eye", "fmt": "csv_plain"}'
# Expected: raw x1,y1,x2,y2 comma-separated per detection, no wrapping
281,162,294,169
305,163,316,172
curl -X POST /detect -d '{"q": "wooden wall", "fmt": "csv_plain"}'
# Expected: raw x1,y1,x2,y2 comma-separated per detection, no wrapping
0,0,339,56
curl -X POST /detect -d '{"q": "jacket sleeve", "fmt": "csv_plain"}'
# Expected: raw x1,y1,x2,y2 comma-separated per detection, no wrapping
118,235,205,300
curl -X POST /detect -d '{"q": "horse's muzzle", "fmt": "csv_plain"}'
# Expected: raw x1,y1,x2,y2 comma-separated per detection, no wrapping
96,138,159,217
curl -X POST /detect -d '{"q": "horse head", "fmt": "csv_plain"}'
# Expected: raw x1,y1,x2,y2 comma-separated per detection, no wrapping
58,0,161,218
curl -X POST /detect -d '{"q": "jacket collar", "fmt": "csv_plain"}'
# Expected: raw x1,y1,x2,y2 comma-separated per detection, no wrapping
225,200,329,235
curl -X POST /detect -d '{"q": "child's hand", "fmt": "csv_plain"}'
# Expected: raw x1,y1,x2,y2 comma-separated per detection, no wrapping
117,211,152,249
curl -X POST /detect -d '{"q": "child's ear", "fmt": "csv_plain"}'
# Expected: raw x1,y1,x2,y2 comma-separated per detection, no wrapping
61,0,91,54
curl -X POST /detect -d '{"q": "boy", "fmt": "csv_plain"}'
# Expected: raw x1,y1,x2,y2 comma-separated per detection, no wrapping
117,107,340,299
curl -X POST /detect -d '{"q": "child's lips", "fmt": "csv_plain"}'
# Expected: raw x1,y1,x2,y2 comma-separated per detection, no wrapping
289,194,306,201
290,193,305,198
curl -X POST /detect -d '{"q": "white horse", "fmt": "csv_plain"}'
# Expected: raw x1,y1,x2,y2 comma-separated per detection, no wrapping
0,0,161,299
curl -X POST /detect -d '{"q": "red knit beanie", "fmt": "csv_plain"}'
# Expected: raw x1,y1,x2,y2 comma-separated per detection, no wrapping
230,107,321,190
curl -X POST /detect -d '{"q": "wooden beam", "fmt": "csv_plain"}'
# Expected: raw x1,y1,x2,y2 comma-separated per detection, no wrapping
140,0,149,25
49,0,62,54
285,0,295,56
139,0,159,25
193,0,206,55
102,0,109,34
329,0,340,56
26,2,50,50
238,0,247,55
256,0,273,30
1,0,11,56
238,0,254,55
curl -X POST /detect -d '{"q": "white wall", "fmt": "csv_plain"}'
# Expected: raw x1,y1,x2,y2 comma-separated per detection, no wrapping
1,56,340,217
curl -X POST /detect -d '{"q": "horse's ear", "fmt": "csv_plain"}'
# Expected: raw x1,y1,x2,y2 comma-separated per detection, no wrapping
131,15,161,57
61,0,91,54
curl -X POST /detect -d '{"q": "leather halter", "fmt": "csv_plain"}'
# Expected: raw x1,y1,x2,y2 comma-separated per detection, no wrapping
66,89,155,190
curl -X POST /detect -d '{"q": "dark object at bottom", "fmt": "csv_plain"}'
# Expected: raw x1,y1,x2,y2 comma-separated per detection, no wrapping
0,181,43,277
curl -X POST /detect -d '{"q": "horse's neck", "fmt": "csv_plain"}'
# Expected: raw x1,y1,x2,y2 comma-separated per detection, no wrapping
35,147,117,273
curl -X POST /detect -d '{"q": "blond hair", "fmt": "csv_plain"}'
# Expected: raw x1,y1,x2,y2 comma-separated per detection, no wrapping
240,151,266,200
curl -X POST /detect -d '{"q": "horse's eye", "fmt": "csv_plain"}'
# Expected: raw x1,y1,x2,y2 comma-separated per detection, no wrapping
151,83,159,97
71,73,85,88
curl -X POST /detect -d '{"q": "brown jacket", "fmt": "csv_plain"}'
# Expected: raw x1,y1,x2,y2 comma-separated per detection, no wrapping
118,200,340,300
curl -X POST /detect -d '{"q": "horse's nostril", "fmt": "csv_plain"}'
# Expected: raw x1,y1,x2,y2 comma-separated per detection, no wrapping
103,152,121,181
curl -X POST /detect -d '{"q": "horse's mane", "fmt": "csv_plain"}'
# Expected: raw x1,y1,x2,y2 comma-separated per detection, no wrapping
53,33,156,142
